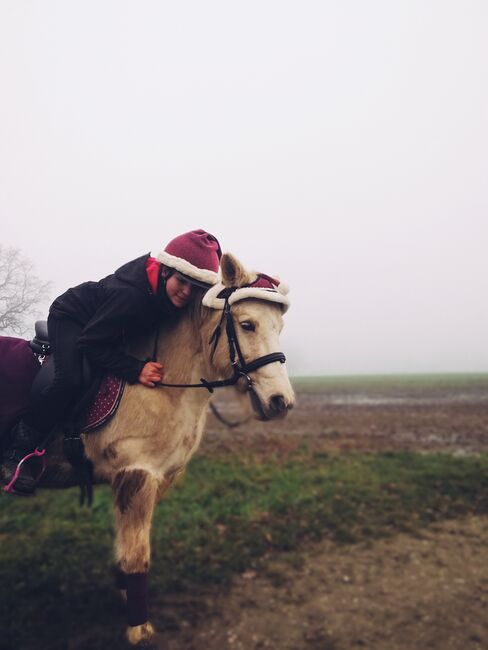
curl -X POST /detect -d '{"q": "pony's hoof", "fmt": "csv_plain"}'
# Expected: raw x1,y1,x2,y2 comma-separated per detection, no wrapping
126,622,157,647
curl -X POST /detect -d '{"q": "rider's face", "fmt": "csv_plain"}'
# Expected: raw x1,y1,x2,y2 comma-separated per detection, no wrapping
165,273,194,308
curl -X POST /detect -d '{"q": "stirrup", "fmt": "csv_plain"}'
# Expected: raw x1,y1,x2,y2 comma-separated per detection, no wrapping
3,448,47,495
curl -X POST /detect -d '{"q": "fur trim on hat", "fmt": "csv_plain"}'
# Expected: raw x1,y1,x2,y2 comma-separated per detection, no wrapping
157,251,220,285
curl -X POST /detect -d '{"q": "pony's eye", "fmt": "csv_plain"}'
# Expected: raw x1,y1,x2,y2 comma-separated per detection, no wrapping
240,321,256,332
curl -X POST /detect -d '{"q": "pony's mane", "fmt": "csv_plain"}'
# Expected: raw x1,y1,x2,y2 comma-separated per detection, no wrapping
186,287,207,330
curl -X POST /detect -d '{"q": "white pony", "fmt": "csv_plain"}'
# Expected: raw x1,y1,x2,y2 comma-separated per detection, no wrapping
41,252,294,647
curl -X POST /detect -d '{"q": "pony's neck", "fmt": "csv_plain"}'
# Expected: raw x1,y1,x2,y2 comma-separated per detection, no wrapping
154,305,221,384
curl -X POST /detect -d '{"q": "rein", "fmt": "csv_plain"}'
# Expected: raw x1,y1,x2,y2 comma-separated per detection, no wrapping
209,401,251,428
153,294,286,394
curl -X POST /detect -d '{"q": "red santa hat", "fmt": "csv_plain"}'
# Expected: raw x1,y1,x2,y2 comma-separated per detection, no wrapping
156,229,222,287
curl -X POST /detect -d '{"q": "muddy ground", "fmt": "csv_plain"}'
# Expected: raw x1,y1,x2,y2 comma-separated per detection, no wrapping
203,381,488,457
160,383,488,650
156,516,488,650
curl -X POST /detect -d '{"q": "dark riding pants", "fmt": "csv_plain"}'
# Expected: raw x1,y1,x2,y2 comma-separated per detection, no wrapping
24,315,84,436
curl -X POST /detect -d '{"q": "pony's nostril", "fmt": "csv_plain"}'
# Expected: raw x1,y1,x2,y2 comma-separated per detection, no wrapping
270,394,287,414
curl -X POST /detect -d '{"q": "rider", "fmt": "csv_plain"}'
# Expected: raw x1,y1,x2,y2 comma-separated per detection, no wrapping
0,229,222,496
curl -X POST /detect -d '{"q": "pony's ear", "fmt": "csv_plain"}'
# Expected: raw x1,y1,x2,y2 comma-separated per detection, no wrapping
220,252,256,287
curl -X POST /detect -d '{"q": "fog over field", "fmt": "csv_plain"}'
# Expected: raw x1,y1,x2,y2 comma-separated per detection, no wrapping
1,1,487,376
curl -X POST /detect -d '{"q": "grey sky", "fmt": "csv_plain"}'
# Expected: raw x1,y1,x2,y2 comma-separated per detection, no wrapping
1,1,487,376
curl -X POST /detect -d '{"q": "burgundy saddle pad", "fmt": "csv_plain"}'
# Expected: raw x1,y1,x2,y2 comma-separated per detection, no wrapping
83,375,125,432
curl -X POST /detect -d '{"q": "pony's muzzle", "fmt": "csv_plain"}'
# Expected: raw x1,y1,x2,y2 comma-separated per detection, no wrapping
268,393,292,419
252,391,293,421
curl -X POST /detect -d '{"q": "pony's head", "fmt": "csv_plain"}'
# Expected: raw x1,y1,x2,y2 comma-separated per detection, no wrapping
202,253,295,420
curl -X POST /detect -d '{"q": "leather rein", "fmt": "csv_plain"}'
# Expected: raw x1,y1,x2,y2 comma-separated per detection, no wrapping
153,293,286,394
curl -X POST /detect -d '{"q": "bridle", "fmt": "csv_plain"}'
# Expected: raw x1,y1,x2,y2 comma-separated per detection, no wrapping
154,293,286,394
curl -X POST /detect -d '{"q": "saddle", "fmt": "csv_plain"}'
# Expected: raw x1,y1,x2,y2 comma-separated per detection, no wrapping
29,321,125,436
28,320,51,356
0,321,125,471
0,321,125,505
16,321,125,503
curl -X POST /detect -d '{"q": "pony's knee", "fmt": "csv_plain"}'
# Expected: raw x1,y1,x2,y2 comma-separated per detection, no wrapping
112,468,149,514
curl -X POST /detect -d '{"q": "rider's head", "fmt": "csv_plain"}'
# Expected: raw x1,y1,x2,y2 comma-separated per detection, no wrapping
157,229,222,308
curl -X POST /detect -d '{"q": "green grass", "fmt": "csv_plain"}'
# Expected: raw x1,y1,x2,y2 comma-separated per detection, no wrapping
291,372,488,393
1,450,488,649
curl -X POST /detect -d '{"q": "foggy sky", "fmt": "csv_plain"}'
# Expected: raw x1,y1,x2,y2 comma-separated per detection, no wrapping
1,1,487,376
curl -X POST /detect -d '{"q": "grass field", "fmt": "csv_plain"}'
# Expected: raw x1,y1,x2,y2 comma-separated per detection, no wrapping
291,372,488,393
1,373,487,649
1,447,488,649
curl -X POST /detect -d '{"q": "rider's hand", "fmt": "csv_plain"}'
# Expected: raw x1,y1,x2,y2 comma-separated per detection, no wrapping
138,362,163,387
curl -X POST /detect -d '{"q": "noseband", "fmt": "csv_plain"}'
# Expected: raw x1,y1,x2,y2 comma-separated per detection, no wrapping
155,294,286,393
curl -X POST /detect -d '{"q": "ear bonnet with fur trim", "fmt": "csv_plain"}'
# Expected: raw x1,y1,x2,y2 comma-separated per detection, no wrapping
202,272,290,312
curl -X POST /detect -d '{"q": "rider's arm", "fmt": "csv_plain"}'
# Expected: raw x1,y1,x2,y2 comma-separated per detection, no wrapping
76,289,148,384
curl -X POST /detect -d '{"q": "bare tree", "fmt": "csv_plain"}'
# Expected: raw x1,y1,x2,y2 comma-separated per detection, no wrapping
0,245,51,336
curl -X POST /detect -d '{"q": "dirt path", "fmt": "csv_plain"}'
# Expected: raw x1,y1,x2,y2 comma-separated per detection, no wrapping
155,515,488,650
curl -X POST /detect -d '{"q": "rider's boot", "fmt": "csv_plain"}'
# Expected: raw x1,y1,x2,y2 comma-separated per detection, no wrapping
0,420,45,496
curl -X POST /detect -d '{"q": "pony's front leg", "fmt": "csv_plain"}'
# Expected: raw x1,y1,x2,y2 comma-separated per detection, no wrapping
112,468,160,648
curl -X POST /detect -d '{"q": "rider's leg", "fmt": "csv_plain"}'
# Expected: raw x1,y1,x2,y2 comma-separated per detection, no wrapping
25,316,84,433
1,316,83,495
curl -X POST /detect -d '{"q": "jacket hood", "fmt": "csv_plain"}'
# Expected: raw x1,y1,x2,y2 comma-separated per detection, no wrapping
114,254,152,292
114,253,180,319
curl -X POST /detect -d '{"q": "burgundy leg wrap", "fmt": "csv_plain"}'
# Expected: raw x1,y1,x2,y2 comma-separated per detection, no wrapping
112,564,127,591
126,572,149,627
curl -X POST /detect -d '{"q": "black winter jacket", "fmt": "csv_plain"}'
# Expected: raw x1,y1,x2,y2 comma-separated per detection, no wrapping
49,254,179,383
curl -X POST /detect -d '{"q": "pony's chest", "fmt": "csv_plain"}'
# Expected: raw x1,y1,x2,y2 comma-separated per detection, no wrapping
90,411,205,480
132,425,203,473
